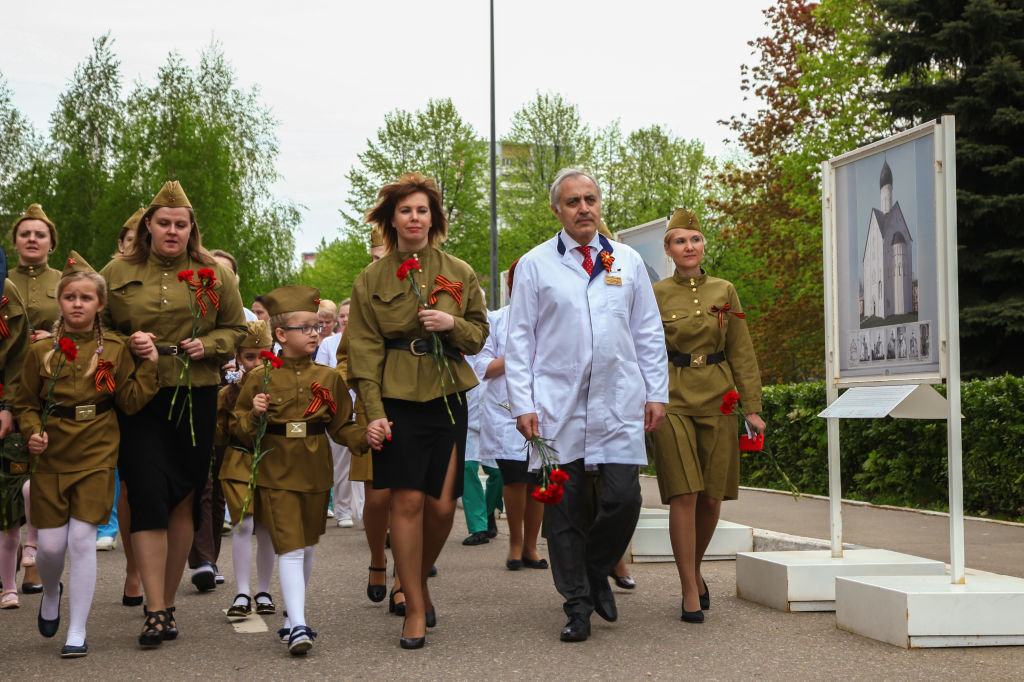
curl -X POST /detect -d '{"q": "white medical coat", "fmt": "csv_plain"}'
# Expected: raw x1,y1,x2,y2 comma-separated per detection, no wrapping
473,306,525,462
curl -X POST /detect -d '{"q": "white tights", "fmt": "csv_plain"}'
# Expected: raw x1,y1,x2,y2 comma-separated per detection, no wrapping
37,518,97,647
231,516,275,605
278,546,314,630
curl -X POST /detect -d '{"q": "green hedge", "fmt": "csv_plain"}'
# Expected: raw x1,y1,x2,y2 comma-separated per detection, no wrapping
738,375,1024,521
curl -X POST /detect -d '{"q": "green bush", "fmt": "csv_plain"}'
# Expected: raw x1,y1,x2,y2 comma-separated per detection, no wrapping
737,375,1024,520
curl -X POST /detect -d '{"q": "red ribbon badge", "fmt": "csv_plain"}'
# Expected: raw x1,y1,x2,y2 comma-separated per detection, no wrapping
0,296,8,338
709,303,746,328
95,359,116,392
303,382,337,417
428,275,463,307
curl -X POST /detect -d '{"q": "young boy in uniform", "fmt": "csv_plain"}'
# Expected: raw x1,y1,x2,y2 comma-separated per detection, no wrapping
228,286,365,656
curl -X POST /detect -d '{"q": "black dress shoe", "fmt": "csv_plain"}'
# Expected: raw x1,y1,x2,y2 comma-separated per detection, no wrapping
506,558,523,571
425,606,436,628
400,618,425,649
38,582,63,638
591,577,618,622
610,573,636,589
681,601,705,623
60,641,88,658
485,512,498,539
699,578,710,611
462,531,490,546
122,593,144,607
190,563,216,592
559,614,590,642
366,566,387,603
522,556,548,569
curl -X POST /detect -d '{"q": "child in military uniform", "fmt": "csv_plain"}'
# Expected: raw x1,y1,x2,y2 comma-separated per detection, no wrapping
228,286,364,656
14,252,159,657
218,320,278,621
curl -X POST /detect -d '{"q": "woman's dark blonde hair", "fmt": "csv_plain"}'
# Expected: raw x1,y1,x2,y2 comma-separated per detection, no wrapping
118,205,215,265
365,172,447,253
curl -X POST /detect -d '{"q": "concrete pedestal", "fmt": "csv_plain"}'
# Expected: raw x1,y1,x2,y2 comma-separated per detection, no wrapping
630,509,753,562
735,549,945,612
836,573,1024,648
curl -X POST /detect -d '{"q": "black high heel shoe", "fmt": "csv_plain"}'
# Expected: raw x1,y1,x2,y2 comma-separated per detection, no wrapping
388,587,406,617
425,606,436,628
699,578,710,611
367,565,387,603
399,617,425,649
681,599,704,624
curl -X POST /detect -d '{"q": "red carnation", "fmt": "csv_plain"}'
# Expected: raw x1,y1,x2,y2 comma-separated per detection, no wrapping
197,268,216,282
177,269,195,282
720,389,740,415
58,337,78,361
549,468,569,484
396,258,421,281
259,350,283,369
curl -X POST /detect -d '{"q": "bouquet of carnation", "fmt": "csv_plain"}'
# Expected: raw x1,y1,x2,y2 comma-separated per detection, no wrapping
172,268,219,445
720,390,798,498
238,350,282,520
499,402,569,505
397,255,461,424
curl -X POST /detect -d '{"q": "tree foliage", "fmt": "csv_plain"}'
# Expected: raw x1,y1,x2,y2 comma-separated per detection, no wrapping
293,235,370,305
870,0,1024,376
716,0,893,383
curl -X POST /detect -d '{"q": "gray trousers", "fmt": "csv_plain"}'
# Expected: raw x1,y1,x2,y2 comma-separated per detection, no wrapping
544,459,641,617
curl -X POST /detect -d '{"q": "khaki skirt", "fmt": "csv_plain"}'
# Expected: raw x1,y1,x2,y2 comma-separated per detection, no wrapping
30,468,116,528
252,487,329,555
650,414,739,503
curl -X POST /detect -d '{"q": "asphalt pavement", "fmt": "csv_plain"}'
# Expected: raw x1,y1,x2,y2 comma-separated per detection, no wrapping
1,478,1022,680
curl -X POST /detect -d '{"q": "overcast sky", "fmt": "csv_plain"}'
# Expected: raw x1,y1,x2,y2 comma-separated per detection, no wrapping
2,0,772,258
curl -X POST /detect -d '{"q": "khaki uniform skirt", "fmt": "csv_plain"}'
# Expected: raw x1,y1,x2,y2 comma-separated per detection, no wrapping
252,487,329,555
30,468,116,528
651,414,739,503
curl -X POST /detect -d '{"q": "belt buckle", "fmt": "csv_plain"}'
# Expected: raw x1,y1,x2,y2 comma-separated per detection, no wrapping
690,354,706,368
9,461,28,474
409,339,427,357
170,345,178,356
75,405,97,421
286,422,307,438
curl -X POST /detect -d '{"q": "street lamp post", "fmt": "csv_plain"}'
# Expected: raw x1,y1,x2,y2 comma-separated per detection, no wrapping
488,0,499,310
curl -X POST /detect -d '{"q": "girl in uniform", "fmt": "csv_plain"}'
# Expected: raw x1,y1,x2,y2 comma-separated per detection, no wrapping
15,252,158,657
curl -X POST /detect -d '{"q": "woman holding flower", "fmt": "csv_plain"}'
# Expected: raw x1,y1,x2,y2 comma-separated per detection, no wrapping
651,208,764,624
99,181,246,645
347,173,488,649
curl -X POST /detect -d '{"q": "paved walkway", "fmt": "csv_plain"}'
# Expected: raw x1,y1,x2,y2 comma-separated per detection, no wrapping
0,479,1022,679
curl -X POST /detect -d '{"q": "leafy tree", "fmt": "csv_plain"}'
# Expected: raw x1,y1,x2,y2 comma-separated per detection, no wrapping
342,98,489,278
499,92,594,263
870,0,1024,376
0,71,43,222
293,234,371,304
716,0,893,383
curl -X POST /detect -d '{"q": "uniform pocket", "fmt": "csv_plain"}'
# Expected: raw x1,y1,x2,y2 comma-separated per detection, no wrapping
372,289,413,333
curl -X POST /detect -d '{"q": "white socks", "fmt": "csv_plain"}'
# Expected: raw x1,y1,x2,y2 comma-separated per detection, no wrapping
255,522,275,597
278,546,314,629
232,516,276,603
36,519,97,647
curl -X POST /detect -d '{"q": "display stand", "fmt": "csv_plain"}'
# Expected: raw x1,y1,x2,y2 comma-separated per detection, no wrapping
631,509,752,562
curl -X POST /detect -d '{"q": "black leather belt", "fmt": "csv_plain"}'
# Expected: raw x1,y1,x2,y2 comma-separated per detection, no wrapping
53,399,113,421
156,345,180,356
385,337,464,363
668,350,726,368
265,422,327,437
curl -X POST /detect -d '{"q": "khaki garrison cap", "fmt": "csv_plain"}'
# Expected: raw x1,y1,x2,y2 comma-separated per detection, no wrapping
12,203,58,248
62,250,95,277
262,286,320,317
666,208,701,233
239,320,273,349
149,181,192,210
124,207,146,230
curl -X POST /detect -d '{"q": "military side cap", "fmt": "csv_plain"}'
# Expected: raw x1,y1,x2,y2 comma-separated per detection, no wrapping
370,227,384,248
12,203,58,248
598,220,613,238
149,181,192,210
124,207,146,230
239,320,272,348
62,250,95,277
262,285,320,317
667,208,701,233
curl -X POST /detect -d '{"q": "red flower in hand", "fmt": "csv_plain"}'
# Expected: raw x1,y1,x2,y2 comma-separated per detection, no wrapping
549,468,569,484
720,389,740,415
177,269,195,282
58,337,78,361
197,268,216,282
396,258,421,281
259,350,283,369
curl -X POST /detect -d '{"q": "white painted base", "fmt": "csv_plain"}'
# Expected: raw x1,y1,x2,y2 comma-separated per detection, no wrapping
735,549,946,612
836,573,1024,648
630,513,753,562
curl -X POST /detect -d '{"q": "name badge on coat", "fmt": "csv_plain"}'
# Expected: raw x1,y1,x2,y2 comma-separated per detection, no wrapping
605,275,622,286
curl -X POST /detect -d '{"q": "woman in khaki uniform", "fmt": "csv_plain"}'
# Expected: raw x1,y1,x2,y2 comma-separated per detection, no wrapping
99,181,247,646
8,203,62,595
225,286,365,655
651,208,765,623
347,173,488,649
15,252,159,657
0,281,30,609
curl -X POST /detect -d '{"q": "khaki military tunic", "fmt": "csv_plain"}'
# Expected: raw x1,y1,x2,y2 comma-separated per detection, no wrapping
99,251,247,388
15,332,159,527
0,280,29,530
334,331,372,482
346,247,489,423
9,263,60,335
650,271,762,502
221,355,365,553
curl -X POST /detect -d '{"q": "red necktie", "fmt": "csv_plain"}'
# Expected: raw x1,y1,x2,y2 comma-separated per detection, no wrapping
575,246,593,276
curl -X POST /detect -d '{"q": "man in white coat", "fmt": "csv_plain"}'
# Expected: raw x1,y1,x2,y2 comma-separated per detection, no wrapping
505,168,668,642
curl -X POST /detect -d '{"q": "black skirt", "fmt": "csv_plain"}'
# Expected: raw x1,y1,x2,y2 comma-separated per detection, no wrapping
373,393,467,499
497,458,540,486
119,386,217,532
